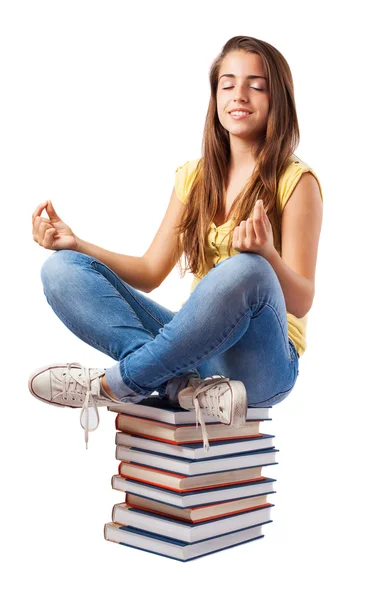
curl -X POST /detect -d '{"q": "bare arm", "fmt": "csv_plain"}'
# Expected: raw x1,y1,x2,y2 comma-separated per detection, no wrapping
266,172,323,318
75,186,185,293
74,237,153,293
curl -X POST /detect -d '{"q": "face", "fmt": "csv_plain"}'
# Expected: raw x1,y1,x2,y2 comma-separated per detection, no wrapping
216,51,270,143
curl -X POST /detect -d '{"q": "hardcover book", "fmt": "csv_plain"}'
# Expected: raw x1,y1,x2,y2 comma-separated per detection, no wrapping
111,502,274,543
115,413,262,444
115,432,275,459
104,522,269,561
111,475,277,507
115,445,279,475
108,395,270,424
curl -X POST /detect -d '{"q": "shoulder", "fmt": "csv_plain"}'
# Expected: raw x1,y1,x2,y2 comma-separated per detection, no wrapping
277,154,324,214
174,158,202,204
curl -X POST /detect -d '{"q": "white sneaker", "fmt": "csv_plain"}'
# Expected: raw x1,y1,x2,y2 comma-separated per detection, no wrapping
178,375,248,451
28,362,123,448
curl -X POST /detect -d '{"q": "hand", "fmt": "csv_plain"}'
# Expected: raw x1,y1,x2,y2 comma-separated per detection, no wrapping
232,199,275,259
32,200,79,251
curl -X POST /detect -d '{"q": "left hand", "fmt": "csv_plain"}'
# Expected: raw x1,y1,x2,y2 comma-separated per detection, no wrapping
232,199,275,259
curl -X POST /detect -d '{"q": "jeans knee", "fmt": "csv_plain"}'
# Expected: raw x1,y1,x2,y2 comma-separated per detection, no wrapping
40,249,81,293
220,252,277,292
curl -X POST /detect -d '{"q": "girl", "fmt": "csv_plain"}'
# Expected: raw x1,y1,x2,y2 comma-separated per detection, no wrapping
28,35,323,450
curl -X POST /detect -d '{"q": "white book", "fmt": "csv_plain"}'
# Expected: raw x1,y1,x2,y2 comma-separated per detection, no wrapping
104,521,267,561
115,432,275,459
112,502,273,543
111,475,276,507
116,445,278,475
108,395,270,424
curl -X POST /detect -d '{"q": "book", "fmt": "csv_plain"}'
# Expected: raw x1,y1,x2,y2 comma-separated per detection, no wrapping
115,432,275,459
118,462,275,492
108,395,271,424
115,414,262,444
111,502,274,543
125,492,272,523
115,431,274,460
116,445,279,475
104,522,269,561
111,475,277,507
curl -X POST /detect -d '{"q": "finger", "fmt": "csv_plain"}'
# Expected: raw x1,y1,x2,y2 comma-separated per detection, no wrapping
253,203,266,241
238,221,247,248
232,225,240,247
43,227,57,247
32,201,49,225
45,200,61,221
34,217,51,237
33,216,50,237
257,201,269,225
33,222,48,244
246,217,256,242
36,221,53,244
239,220,247,240
38,224,54,246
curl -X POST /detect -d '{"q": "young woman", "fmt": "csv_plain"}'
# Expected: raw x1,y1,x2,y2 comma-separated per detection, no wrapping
28,35,323,450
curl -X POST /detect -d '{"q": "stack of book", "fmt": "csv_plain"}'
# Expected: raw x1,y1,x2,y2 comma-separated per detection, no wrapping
104,395,278,561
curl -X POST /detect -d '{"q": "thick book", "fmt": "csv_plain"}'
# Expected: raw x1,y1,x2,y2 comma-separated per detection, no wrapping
115,432,275,459
115,414,262,444
111,475,276,507
104,522,269,561
108,395,270,424
112,502,274,543
118,462,273,492
125,492,272,523
116,445,279,475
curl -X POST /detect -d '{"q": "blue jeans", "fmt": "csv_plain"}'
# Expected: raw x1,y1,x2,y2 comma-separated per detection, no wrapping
40,249,299,408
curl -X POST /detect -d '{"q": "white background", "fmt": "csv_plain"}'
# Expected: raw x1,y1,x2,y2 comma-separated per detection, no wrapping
1,1,367,598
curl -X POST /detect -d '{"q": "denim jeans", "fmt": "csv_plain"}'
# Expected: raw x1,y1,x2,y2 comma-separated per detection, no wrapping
40,249,299,408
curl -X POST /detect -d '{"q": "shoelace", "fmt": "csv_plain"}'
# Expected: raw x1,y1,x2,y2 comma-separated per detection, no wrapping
61,362,104,449
190,376,232,452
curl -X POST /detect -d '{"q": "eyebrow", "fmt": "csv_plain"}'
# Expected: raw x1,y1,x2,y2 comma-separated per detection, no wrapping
219,74,267,81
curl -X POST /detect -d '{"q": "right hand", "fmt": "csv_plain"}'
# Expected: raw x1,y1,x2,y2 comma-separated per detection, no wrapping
32,200,79,251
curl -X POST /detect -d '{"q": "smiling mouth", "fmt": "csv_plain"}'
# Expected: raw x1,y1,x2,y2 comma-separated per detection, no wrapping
229,111,253,120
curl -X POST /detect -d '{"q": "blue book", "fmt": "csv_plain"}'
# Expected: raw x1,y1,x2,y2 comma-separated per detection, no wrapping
116,445,279,475
108,395,271,424
112,475,277,507
111,503,274,543
104,520,272,561
115,432,275,459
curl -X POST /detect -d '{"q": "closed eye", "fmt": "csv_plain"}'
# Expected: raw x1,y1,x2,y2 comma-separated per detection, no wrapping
222,86,265,91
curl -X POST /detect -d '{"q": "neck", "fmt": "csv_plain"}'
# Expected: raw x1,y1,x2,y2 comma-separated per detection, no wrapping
228,135,257,173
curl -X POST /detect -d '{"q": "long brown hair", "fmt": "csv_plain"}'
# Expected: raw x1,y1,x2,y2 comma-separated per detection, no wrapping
174,35,300,279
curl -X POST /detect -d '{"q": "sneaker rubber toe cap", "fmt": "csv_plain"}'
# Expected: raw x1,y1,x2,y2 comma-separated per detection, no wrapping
28,368,53,404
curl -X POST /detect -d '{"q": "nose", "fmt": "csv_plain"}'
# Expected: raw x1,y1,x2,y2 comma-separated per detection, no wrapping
232,80,251,102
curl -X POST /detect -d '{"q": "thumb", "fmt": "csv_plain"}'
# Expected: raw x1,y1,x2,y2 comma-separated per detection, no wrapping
46,200,61,221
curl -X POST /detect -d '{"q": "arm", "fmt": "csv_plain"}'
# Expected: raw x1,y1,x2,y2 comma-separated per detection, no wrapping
74,237,153,293
264,248,315,318
265,172,323,318
75,185,185,293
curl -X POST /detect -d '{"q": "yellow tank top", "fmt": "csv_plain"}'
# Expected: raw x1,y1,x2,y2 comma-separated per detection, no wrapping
174,154,324,358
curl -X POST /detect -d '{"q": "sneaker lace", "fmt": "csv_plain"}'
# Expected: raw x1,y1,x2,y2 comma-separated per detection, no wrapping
191,376,232,452
62,362,104,449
